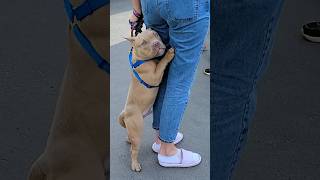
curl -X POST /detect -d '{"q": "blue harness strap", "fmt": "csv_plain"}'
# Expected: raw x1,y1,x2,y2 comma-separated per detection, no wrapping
64,0,110,74
128,48,159,89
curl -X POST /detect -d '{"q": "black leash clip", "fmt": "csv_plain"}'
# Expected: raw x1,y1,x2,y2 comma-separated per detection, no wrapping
129,9,144,37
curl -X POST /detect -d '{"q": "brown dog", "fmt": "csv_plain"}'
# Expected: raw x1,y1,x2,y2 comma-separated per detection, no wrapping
118,29,175,172
28,1,109,180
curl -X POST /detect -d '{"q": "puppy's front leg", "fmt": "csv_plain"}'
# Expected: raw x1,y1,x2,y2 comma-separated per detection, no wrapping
153,48,175,84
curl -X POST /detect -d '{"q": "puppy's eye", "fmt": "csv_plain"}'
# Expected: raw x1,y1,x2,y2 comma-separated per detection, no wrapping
139,39,147,46
153,32,159,37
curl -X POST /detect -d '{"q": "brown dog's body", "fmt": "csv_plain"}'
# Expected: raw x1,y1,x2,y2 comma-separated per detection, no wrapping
28,1,109,179
118,30,174,171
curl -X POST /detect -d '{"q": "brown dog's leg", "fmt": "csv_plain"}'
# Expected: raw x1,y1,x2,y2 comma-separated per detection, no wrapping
123,108,144,172
118,111,134,144
28,154,47,180
28,1,109,179
153,48,175,84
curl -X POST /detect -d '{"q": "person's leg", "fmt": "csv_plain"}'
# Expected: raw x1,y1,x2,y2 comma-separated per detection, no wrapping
211,0,283,179
157,0,209,151
142,1,209,166
140,0,169,137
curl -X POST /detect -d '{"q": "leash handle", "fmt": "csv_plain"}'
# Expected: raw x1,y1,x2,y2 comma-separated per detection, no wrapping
129,9,144,37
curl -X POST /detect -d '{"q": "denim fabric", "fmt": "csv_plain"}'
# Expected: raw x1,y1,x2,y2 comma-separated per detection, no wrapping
211,0,284,179
141,0,210,143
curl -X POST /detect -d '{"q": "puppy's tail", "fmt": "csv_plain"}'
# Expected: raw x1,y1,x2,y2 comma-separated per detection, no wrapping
118,111,126,128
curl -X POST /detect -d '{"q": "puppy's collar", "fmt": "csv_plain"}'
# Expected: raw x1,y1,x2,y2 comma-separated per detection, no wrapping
128,48,159,89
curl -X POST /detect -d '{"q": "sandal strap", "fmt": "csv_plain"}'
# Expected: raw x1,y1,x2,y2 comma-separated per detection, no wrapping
180,149,183,164
180,149,196,164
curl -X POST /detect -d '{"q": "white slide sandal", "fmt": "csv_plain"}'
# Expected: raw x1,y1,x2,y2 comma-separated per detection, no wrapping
158,148,201,168
152,132,183,153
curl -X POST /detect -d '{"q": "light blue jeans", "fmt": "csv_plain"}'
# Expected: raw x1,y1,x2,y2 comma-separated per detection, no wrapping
141,0,210,143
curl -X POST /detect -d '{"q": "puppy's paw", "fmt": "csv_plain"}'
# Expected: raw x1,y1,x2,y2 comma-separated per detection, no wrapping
131,162,142,172
165,48,175,61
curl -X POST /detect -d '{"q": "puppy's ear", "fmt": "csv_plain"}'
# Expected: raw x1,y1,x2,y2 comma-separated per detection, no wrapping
124,37,136,45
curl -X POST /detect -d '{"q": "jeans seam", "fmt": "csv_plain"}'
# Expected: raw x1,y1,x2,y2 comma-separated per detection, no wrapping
254,16,274,80
227,16,274,179
205,0,209,12
228,98,250,180
194,0,199,19
158,64,170,142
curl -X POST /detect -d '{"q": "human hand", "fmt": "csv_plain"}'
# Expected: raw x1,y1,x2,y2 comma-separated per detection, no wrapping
129,13,139,23
129,9,144,37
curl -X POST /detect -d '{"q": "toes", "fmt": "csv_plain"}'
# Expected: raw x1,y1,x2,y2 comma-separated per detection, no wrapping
166,48,175,60
131,163,142,172
168,48,175,56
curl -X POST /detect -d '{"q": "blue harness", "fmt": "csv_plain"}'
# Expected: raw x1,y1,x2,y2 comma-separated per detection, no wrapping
128,48,159,89
64,0,110,74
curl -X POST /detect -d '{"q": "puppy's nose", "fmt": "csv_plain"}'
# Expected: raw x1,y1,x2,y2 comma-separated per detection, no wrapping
153,41,161,48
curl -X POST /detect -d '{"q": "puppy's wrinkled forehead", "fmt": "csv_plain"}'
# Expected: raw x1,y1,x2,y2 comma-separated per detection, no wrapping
138,29,158,39
135,29,161,45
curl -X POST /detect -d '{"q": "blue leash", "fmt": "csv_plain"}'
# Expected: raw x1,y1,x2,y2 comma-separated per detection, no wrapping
128,48,159,89
64,0,110,74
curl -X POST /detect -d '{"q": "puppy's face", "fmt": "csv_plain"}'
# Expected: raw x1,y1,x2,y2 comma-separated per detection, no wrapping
126,29,166,60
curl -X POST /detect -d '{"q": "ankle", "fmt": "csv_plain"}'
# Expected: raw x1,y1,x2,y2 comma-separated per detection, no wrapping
155,130,161,144
159,143,177,156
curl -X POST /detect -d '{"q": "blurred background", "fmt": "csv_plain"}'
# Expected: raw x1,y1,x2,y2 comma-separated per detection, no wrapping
0,1,67,179
233,0,320,179
0,0,319,180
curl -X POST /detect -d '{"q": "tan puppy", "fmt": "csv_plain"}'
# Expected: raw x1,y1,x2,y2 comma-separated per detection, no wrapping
28,1,109,180
118,29,175,172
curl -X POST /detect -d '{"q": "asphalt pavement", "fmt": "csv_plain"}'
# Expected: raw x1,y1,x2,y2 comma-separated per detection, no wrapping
0,1,67,180
233,1,320,180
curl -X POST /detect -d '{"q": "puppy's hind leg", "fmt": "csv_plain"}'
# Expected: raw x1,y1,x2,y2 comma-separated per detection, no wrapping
125,111,144,172
118,111,133,144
